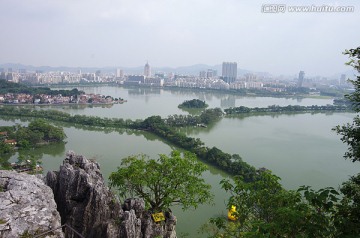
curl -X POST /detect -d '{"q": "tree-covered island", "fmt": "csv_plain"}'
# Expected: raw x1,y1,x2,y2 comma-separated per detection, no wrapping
0,119,66,171
178,99,208,109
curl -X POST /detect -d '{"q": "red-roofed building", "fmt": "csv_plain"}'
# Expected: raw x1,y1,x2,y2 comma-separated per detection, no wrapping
4,139,17,146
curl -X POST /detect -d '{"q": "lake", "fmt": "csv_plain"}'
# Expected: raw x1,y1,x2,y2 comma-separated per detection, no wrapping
1,86,359,237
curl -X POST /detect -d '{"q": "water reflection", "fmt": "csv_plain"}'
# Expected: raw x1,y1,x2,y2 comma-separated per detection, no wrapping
177,122,217,135
2,142,66,169
220,96,236,108
127,87,162,95
17,142,66,160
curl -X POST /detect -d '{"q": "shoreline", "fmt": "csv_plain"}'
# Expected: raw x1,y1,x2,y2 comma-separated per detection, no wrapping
0,101,127,107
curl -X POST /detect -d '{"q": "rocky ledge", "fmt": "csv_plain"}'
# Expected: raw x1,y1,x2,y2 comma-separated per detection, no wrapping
46,150,177,238
0,170,64,238
0,151,177,238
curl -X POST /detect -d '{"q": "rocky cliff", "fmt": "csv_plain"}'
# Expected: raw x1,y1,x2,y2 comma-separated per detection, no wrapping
46,151,177,238
0,170,64,238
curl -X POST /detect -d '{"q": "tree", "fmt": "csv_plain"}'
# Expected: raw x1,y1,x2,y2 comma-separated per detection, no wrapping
203,171,340,238
334,47,360,162
109,150,213,212
333,47,360,236
334,174,360,236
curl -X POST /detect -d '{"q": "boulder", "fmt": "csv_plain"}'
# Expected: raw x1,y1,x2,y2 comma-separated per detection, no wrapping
0,170,64,238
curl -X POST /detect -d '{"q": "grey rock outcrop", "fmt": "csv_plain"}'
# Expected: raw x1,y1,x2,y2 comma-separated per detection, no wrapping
46,150,122,238
121,198,177,238
46,150,177,238
0,170,64,238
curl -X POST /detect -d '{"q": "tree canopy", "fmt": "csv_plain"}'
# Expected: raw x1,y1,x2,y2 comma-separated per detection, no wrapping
109,150,213,212
0,119,66,151
332,47,360,236
334,47,360,162
203,171,341,238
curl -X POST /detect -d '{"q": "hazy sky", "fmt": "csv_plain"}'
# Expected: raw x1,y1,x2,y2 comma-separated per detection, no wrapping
0,0,359,76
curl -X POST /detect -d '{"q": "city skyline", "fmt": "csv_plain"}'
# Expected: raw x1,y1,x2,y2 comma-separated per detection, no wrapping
0,61,355,80
0,0,359,77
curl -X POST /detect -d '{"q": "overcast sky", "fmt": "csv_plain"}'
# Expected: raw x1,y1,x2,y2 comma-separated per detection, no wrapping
0,0,359,76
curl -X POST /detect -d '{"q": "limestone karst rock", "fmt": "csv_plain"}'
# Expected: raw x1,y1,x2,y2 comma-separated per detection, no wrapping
46,150,122,238
46,151,177,238
0,170,64,238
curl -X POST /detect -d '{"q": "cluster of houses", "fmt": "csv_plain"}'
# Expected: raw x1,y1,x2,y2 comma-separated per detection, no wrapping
0,93,125,105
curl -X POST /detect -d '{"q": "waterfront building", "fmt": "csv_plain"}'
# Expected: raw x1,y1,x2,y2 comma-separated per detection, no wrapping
125,75,145,85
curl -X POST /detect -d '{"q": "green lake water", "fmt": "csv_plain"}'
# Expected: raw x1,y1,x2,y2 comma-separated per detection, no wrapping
1,86,359,237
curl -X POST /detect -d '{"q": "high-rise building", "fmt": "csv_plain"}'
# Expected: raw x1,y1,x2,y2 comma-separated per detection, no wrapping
298,71,305,87
116,68,121,78
144,61,151,78
222,62,237,83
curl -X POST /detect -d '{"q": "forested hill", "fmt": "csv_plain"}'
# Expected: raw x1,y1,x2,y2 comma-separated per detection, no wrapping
0,79,83,96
